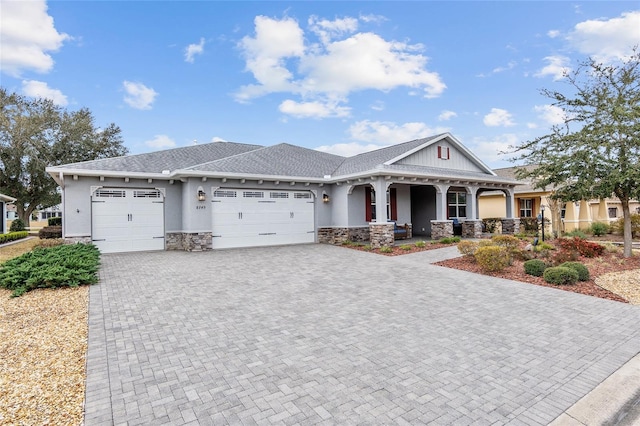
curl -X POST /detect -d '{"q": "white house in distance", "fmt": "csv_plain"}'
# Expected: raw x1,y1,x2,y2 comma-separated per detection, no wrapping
46,133,520,254
0,193,17,234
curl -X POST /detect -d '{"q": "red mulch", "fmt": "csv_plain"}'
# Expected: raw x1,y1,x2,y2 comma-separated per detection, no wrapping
340,239,640,303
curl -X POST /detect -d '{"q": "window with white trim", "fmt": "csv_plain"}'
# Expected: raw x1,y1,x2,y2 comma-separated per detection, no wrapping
447,191,467,218
519,199,533,217
437,146,450,160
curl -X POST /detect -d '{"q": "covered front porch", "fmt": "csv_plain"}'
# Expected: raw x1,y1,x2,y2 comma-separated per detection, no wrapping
318,174,519,248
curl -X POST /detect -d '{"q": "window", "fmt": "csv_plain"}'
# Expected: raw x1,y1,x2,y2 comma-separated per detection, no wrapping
437,146,450,160
447,191,467,219
519,199,533,217
608,207,618,218
365,187,397,222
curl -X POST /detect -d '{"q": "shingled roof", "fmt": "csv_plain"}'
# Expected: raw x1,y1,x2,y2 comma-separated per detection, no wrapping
186,143,345,178
48,142,263,174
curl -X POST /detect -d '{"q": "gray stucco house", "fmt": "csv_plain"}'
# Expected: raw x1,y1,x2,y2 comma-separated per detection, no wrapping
46,133,519,253
0,192,17,234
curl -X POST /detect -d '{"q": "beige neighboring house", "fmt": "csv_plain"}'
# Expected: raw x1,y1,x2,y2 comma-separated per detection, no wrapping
479,166,640,234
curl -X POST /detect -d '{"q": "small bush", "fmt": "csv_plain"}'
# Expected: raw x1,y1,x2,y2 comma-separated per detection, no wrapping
524,259,547,277
543,266,579,285
559,262,590,281
491,235,521,251
47,217,62,226
482,218,501,233
457,240,479,257
590,222,609,236
400,244,412,251
0,231,29,244
535,242,554,251
362,244,372,251
9,218,25,232
38,226,62,239
550,248,579,265
611,214,640,238
557,237,604,258
379,246,393,253
0,243,100,297
439,236,461,244
474,246,510,272
519,217,539,233
564,229,588,239
414,241,426,248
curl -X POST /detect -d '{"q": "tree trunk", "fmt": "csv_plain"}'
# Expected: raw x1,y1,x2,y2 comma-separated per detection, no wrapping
16,204,30,227
621,197,633,258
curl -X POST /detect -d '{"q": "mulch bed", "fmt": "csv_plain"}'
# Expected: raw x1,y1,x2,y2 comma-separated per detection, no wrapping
340,239,640,303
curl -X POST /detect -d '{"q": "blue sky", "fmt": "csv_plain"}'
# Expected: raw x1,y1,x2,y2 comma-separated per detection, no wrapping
1,1,639,168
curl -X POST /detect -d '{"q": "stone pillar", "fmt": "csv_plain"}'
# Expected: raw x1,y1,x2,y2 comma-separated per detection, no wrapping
369,222,394,248
183,232,212,251
462,220,483,238
431,220,453,240
501,218,520,235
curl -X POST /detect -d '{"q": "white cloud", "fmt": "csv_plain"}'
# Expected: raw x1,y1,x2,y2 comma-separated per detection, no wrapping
279,99,351,118
144,135,176,149
348,120,448,144
492,61,517,74
438,110,457,121
527,122,538,129
547,30,561,38
123,81,158,110
211,136,227,142
370,100,385,111
567,11,640,62
235,15,446,118
0,0,70,76
534,55,571,81
21,80,68,106
483,108,515,127
185,37,205,63
469,134,519,165
534,104,566,126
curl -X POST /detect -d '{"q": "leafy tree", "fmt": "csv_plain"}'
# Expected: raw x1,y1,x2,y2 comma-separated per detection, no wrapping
510,50,640,257
0,88,128,225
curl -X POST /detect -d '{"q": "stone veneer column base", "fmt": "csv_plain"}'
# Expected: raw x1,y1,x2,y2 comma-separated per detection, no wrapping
369,223,394,249
166,232,212,251
462,220,483,238
501,218,521,235
318,227,370,245
63,236,92,245
431,220,453,240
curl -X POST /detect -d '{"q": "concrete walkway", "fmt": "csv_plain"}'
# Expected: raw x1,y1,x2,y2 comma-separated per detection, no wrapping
84,244,640,425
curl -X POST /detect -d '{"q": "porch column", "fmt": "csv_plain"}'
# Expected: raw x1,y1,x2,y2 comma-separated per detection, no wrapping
504,188,516,218
434,184,450,220
373,177,389,223
597,198,608,222
578,199,591,230
466,185,480,220
563,201,578,232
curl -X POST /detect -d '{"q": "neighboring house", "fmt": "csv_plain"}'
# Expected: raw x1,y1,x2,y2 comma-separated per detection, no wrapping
46,133,520,254
0,193,17,234
37,205,63,222
479,166,640,233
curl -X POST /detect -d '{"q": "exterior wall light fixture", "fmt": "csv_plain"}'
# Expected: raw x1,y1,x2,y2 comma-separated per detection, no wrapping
197,189,206,202
322,193,330,203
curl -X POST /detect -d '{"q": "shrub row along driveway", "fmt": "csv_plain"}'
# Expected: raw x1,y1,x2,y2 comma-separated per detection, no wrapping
85,245,640,425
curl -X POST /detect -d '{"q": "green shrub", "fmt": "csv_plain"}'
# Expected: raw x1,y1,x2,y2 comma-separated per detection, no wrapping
362,244,372,251
379,246,393,253
0,243,100,297
482,218,501,233
400,244,412,251
474,246,510,272
0,231,28,244
414,241,426,248
564,229,588,239
543,266,579,285
48,217,62,226
9,218,25,232
457,240,479,257
611,214,640,238
439,236,461,244
38,226,62,239
524,259,547,277
519,217,539,233
590,222,609,236
559,262,589,281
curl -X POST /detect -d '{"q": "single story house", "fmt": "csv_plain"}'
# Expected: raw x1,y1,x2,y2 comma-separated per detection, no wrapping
480,166,640,235
46,133,520,253
0,193,17,234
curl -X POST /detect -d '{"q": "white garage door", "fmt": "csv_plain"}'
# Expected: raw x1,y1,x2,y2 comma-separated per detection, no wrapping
92,188,165,253
211,189,315,249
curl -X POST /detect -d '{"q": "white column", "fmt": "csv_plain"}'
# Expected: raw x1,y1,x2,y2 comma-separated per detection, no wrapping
466,186,479,220
373,178,389,223
504,188,516,218
434,184,450,220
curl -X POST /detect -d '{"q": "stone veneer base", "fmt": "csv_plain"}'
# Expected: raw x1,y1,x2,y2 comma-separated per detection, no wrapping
166,232,212,251
318,227,370,245
430,220,453,240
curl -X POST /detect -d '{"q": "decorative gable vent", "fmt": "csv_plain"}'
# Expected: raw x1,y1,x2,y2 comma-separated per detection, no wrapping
437,146,450,160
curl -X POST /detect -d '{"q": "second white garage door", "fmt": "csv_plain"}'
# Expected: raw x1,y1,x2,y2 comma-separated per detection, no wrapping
211,189,315,249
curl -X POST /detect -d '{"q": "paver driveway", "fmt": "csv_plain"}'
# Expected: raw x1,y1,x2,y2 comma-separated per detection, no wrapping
84,244,640,425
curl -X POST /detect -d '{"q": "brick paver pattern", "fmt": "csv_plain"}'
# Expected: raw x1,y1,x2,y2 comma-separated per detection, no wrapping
84,245,640,425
